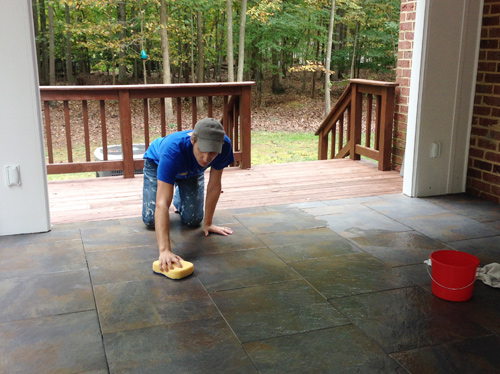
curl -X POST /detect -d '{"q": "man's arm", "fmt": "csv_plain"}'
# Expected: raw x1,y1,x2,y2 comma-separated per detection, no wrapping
156,180,183,271
203,167,233,236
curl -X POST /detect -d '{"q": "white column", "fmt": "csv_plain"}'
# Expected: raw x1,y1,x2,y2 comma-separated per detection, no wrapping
0,0,50,235
403,0,483,197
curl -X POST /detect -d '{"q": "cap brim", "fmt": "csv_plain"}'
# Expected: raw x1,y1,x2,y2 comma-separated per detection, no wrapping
198,139,223,154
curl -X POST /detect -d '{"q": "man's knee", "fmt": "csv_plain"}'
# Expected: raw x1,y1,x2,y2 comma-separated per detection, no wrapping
181,212,204,227
143,215,155,230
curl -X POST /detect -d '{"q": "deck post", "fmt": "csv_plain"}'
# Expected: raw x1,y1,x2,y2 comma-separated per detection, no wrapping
240,85,252,169
378,86,395,171
349,83,362,161
118,89,135,178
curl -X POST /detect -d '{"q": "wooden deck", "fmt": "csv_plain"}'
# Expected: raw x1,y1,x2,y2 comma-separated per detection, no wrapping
48,159,404,225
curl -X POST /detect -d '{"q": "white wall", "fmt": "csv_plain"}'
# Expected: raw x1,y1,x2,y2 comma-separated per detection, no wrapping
403,0,483,197
0,0,50,236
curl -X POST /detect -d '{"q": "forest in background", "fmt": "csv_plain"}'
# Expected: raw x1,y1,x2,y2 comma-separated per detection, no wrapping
32,0,400,103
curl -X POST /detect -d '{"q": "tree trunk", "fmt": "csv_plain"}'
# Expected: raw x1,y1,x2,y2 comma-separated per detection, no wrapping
196,10,204,112
236,0,247,82
271,48,284,94
48,3,55,86
32,0,41,82
324,0,335,115
350,21,360,79
226,0,234,82
118,1,128,84
160,0,174,121
190,13,195,83
65,4,75,84
39,0,49,85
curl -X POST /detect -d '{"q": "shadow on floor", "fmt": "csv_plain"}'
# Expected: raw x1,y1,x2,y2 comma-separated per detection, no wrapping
1,193,500,373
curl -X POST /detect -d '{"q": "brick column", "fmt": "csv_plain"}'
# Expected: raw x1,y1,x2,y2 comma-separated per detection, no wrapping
467,0,500,203
393,0,417,171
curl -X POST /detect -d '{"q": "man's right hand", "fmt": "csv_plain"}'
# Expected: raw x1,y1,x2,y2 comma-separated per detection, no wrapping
158,251,183,272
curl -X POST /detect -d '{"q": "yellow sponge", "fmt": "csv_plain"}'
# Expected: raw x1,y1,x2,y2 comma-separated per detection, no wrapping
152,260,194,280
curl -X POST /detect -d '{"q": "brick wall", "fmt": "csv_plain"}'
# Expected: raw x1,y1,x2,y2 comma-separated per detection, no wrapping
393,0,417,171
467,0,500,203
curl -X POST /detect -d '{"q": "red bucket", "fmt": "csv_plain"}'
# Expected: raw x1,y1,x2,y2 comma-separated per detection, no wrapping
429,250,479,302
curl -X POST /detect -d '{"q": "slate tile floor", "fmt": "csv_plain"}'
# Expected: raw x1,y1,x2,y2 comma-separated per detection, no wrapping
1,193,500,373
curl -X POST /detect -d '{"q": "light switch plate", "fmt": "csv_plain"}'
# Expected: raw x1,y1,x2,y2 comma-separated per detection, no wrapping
5,165,22,186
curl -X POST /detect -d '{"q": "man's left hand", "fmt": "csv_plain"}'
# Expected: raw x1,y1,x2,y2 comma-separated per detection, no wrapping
204,225,233,237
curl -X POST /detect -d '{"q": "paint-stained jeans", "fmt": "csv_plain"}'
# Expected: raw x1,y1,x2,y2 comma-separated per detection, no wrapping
142,159,204,229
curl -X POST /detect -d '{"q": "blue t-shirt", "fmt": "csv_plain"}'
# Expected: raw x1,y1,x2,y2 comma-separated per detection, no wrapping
143,130,235,185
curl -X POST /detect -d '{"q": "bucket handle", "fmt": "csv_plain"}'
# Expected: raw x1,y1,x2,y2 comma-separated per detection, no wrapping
424,259,477,291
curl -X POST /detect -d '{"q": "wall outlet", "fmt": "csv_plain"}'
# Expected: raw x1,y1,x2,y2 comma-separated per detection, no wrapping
5,165,22,186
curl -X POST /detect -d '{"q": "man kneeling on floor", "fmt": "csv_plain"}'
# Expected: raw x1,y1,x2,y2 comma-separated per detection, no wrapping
142,118,234,272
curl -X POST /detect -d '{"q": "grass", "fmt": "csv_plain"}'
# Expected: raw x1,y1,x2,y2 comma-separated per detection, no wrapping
251,131,318,165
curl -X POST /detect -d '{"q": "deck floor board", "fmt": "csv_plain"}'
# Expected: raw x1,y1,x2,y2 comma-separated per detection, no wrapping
48,159,403,224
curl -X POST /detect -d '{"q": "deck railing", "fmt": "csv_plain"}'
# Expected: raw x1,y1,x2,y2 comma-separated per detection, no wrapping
315,79,398,171
40,82,254,178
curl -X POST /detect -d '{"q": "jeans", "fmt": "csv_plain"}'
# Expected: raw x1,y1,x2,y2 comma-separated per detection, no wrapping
142,159,205,229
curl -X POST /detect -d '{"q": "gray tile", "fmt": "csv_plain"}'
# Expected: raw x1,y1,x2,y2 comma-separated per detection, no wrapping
322,195,386,206
0,311,107,374
194,247,300,292
307,205,411,238
94,276,218,334
259,200,328,211
394,263,432,293
0,228,81,248
349,231,449,266
174,223,265,258
0,270,94,322
235,210,325,235
211,280,349,343
290,252,414,298
86,245,158,285
423,193,500,223
391,335,500,373
245,325,405,374
399,212,500,242
331,287,490,353
365,195,450,219
81,225,157,252
258,227,361,262
104,317,257,374
446,236,500,265
0,239,87,279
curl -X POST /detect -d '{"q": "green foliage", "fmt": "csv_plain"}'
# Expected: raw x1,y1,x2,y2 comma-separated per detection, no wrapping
34,0,400,83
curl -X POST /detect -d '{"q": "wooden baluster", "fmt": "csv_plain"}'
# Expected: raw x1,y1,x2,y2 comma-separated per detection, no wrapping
143,99,150,148
223,96,228,133
208,96,213,118
366,94,373,149
63,101,73,163
176,97,182,131
234,99,240,152
82,100,91,161
44,101,54,164
160,98,166,137
330,124,336,159
375,95,381,151
100,100,108,161
339,113,344,155
192,97,197,127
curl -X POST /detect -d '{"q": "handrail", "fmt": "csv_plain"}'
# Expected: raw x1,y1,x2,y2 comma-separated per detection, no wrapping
40,82,254,178
316,79,398,171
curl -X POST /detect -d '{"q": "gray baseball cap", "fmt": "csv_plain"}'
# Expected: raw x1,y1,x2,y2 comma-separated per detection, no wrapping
193,118,225,154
